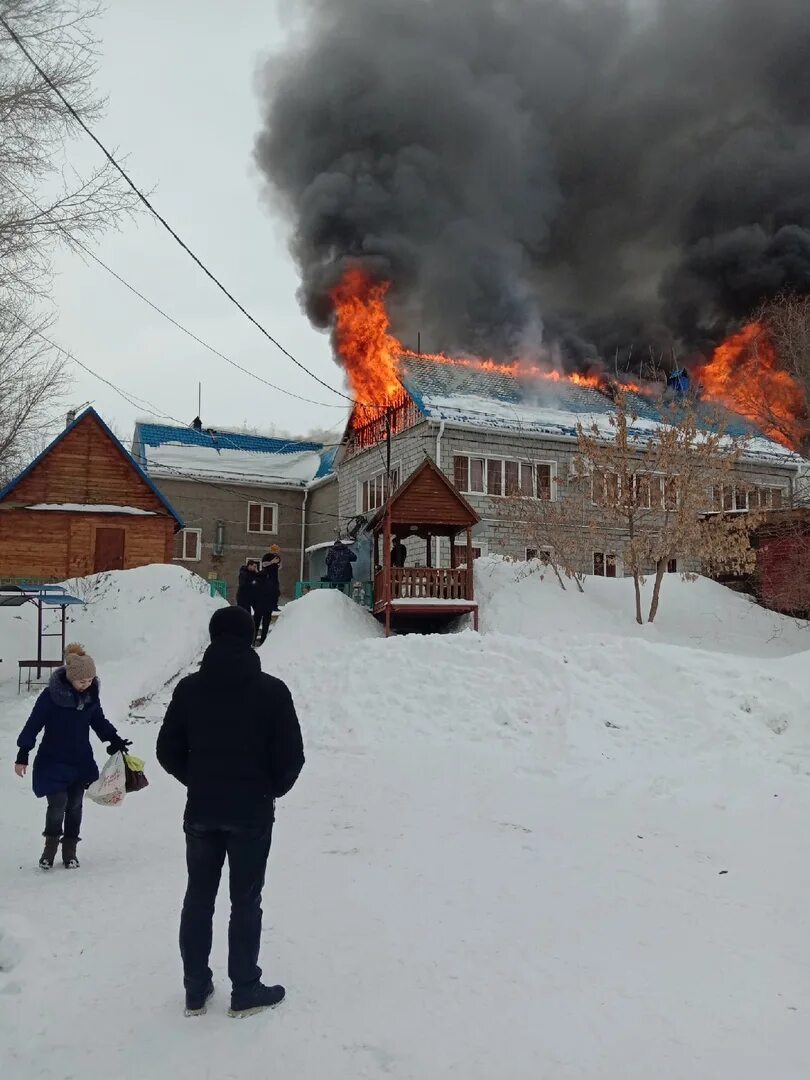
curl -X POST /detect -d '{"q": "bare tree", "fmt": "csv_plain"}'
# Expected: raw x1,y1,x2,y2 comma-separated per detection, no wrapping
0,303,68,481
0,1,136,475
497,467,605,594
757,293,810,456
576,393,758,623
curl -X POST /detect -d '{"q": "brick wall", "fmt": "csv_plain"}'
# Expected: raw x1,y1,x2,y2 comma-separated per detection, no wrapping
338,419,799,575
151,476,305,601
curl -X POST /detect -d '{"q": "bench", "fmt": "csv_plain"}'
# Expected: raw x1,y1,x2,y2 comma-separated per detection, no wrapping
18,659,63,693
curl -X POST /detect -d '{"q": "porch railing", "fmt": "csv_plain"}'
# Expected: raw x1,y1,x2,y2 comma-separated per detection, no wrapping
387,567,470,601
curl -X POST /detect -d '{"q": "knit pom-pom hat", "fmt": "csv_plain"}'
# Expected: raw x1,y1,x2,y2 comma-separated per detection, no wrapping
64,643,97,684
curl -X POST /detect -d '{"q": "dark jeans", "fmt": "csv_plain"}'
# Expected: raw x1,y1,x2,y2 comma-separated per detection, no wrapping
254,610,272,644
180,821,273,993
44,781,85,839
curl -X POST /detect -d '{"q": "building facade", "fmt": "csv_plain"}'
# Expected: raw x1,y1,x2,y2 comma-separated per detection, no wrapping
337,357,804,577
132,422,337,600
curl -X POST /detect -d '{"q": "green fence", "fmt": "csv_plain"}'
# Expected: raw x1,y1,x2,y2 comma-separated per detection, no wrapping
209,579,228,600
294,580,373,609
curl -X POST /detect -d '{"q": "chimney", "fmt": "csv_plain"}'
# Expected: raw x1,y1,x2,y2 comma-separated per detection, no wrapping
667,369,690,396
66,409,76,428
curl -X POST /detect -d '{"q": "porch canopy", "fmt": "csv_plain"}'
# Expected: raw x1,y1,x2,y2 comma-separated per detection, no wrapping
368,457,481,633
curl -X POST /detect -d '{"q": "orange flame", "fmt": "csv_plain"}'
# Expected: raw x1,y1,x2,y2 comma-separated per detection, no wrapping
696,322,808,450
330,270,641,426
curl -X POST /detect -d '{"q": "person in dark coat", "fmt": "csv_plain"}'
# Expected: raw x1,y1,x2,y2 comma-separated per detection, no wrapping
325,539,357,585
236,560,259,614
251,557,277,646
14,643,131,870
261,547,282,614
391,538,407,568
156,605,304,1019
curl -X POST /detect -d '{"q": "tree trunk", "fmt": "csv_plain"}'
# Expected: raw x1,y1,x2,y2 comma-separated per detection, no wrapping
574,572,585,594
648,560,667,623
550,560,567,591
633,571,643,625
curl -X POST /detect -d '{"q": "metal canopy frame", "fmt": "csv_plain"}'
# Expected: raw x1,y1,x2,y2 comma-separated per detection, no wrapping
0,584,85,688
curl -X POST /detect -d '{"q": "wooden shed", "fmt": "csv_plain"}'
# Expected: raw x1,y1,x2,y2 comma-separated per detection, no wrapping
0,408,182,581
370,456,481,635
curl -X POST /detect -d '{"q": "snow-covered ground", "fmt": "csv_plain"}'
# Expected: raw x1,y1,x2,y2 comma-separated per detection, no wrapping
1,561,809,1079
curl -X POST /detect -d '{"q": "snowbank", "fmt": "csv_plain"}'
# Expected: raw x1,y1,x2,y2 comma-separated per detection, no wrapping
0,565,225,721
475,556,808,657
265,588,383,671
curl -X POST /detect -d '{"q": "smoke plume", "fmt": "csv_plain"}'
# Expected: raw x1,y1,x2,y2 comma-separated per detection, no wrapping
255,0,810,371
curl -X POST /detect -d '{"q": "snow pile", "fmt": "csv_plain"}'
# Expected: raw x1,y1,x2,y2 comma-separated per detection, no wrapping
0,565,225,720
1,560,810,1077
475,556,808,657
266,588,383,670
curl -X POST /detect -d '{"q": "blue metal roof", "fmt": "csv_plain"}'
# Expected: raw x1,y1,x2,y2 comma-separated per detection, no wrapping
0,408,184,526
134,423,323,457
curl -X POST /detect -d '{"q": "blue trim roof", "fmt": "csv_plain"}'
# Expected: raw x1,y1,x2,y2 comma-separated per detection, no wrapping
0,408,184,527
134,423,323,457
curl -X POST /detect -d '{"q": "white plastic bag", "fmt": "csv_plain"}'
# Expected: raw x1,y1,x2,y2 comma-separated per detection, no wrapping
86,752,126,807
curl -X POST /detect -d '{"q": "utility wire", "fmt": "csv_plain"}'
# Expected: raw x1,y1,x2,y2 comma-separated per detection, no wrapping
0,13,356,405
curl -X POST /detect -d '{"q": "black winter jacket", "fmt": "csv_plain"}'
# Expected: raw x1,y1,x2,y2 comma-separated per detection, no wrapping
155,636,304,827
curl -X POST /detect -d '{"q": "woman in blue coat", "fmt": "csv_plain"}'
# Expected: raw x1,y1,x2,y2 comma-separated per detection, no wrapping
14,643,131,870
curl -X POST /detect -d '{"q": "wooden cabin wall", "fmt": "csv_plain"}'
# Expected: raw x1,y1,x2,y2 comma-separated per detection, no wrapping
0,511,175,579
7,415,166,512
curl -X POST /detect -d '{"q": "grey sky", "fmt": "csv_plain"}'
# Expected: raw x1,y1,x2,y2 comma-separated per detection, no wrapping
49,0,350,444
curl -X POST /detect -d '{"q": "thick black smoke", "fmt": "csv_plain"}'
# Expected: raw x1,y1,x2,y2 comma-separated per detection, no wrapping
255,0,810,372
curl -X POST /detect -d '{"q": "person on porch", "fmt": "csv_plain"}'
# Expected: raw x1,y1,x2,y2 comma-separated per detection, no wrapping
391,537,407,569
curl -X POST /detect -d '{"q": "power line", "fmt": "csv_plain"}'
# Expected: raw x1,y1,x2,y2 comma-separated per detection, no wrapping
3,173,347,412
0,13,356,405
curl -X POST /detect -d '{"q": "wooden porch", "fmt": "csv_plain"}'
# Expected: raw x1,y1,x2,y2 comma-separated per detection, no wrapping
369,458,481,637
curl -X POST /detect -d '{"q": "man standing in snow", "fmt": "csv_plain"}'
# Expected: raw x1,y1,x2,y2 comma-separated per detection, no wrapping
156,606,304,1018
325,538,357,586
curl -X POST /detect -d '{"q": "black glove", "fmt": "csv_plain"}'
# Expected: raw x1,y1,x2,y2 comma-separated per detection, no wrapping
15,748,29,766
107,737,132,755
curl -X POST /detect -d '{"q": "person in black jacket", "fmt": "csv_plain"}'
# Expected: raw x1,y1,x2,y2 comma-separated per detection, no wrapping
156,605,304,1018
235,560,259,614
252,555,279,646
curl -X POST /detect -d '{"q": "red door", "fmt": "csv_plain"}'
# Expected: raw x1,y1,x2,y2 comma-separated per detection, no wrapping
94,527,126,572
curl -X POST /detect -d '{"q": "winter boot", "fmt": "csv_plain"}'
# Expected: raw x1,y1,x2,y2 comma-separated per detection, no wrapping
184,981,214,1017
62,837,80,869
39,836,60,870
228,983,286,1018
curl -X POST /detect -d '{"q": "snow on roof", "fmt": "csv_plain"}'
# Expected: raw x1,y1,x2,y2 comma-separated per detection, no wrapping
133,421,334,486
399,356,802,465
24,504,157,515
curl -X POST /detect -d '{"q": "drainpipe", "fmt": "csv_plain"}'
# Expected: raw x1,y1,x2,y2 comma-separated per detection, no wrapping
435,419,446,471
299,488,308,581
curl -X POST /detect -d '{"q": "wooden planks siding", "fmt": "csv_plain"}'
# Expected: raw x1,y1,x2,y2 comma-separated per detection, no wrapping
7,413,166,512
0,510,174,580
390,467,476,526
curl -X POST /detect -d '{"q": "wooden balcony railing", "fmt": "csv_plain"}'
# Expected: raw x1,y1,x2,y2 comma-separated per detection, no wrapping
375,566,471,605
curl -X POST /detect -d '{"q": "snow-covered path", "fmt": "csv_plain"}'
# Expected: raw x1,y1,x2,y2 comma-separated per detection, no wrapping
1,565,809,1078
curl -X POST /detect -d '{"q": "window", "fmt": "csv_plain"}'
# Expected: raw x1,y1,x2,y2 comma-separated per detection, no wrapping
174,528,201,562
751,486,785,510
593,552,617,578
247,502,278,534
454,456,552,498
635,474,652,510
663,477,679,511
667,559,678,574
592,469,619,505
453,543,484,565
527,548,551,564
359,466,401,514
714,485,749,513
